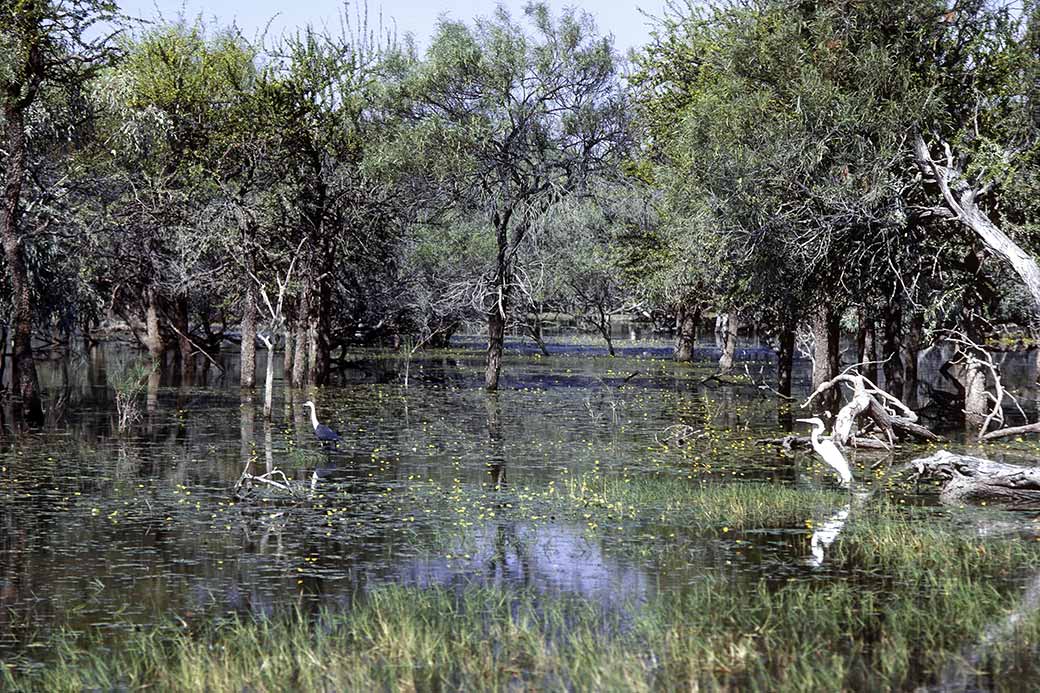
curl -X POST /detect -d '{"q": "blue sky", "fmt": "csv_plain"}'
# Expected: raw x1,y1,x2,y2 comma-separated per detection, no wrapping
116,1,668,55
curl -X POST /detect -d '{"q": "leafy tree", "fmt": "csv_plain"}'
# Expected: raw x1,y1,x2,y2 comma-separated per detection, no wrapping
1,0,118,421
410,1,629,389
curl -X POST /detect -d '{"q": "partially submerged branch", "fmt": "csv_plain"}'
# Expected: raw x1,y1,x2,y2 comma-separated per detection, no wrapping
802,365,942,445
912,450,1040,508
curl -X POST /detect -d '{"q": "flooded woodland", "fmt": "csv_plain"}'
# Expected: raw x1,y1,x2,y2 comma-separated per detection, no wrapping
4,331,1040,691
3,0,1040,689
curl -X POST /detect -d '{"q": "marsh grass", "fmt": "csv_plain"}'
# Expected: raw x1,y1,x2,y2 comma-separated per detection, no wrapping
9,572,1040,692
9,488,1040,691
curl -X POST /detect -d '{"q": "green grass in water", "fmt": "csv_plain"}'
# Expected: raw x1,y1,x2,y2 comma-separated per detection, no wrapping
7,498,1040,692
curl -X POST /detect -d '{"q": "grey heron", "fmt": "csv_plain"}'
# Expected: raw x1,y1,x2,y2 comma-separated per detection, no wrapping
796,417,853,487
302,401,342,446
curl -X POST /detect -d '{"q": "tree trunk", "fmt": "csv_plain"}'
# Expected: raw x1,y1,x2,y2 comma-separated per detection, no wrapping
1,104,42,423
915,134,1040,311
144,287,164,360
811,305,841,412
913,450,1040,508
527,314,550,356
777,324,795,398
674,303,698,362
882,302,904,400
283,326,293,376
486,303,506,391
240,280,257,388
312,276,331,385
486,217,511,392
263,342,275,420
292,288,310,387
175,293,194,381
962,282,988,433
598,307,615,357
863,322,878,382
904,313,924,409
718,312,738,373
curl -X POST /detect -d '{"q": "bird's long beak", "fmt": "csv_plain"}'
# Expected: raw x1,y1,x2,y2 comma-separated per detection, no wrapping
795,418,813,424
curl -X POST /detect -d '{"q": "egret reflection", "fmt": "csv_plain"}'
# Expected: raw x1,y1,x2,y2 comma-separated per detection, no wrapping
808,504,850,567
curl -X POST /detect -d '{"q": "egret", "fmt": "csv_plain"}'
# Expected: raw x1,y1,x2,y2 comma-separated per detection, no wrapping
796,417,853,487
302,401,342,446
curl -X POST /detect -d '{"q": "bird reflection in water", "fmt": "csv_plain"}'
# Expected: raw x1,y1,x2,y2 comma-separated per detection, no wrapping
808,504,851,567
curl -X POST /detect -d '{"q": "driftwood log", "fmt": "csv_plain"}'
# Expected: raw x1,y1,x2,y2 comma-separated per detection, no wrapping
912,450,1040,508
757,435,896,451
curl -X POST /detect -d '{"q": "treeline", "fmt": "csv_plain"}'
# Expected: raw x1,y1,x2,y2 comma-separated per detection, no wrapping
0,0,1038,423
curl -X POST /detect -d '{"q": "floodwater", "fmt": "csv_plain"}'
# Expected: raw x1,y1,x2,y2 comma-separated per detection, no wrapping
4,334,1040,683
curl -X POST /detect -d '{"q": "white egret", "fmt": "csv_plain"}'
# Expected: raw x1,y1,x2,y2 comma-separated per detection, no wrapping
796,417,853,487
302,401,342,445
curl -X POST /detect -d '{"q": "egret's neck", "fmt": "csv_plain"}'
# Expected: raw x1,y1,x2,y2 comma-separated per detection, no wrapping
308,406,319,430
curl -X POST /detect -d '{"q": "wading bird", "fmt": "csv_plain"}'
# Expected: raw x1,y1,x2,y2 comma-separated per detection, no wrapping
796,417,852,487
302,400,342,446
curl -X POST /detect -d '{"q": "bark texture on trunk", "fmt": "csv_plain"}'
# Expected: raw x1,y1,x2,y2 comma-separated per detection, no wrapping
882,302,904,400
291,287,310,387
718,312,738,373
914,450,1040,508
175,294,194,381
240,280,257,388
143,287,164,359
312,275,331,385
904,313,924,409
485,217,511,392
1,104,42,423
674,303,698,362
283,327,293,374
486,304,506,391
811,305,841,413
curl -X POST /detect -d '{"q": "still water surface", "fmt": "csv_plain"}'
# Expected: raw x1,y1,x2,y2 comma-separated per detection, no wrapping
3,337,1040,668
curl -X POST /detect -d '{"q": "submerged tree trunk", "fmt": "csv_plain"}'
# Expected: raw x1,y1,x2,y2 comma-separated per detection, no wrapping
486,216,511,392
2,104,42,423
527,313,550,356
718,312,738,373
292,287,310,388
143,287,164,360
913,450,1040,508
777,324,795,398
312,275,332,385
904,313,924,409
486,301,506,391
175,293,194,381
882,302,904,400
240,280,257,388
674,303,699,362
597,307,615,357
811,305,841,412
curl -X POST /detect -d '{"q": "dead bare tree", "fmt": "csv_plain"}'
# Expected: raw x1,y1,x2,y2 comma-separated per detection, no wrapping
802,360,942,449
236,239,306,420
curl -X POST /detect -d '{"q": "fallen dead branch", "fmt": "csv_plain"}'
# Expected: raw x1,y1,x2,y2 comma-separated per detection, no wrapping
911,450,1040,508
757,435,898,451
655,424,707,447
803,362,942,446
233,460,305,501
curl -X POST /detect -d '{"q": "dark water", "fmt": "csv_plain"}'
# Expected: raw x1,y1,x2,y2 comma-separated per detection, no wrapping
4,335,1040,667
